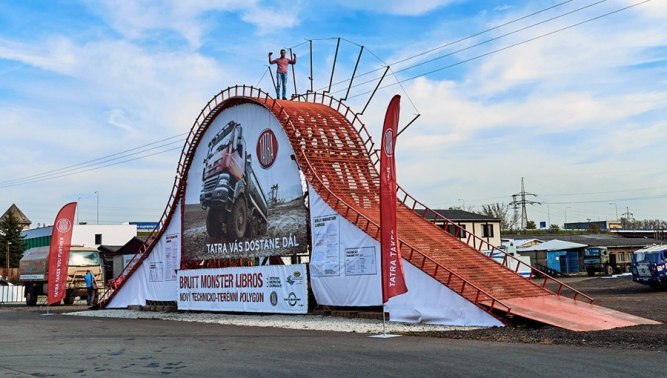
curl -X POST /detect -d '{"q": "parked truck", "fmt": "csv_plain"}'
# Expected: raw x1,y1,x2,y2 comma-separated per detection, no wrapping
200,120,269,240
631,245,667,290
19,246,104,306
584,246,631,276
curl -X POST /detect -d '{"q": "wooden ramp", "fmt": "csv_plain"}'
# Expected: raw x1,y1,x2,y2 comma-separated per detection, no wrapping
267,94,660,331
98,87,661,331
499,296,660,331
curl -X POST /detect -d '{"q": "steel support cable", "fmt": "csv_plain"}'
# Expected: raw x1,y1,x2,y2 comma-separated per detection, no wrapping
346,0,651,99
320,0,577,92
340,40,421,114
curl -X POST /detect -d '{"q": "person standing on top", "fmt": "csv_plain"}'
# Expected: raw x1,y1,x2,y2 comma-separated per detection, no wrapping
269,49,297,100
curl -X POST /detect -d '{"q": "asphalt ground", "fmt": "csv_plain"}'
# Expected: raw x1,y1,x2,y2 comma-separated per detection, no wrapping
1,303,667,377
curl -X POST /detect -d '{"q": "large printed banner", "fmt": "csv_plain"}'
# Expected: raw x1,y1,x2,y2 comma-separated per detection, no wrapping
182,103,308,261
177,264,308,314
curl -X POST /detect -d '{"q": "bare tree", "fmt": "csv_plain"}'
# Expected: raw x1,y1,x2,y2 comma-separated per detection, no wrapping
479,202,515,230
619,217,667,230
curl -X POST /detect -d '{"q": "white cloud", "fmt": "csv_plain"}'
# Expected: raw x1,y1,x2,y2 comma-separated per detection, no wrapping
333,0,456,16
494,5,512,12
240,5,301,35
86,0,304,45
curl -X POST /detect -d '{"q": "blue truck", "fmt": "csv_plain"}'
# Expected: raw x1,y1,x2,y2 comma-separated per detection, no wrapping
631,245,667,290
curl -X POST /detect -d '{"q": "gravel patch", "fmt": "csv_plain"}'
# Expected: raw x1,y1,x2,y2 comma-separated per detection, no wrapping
64,309,484,334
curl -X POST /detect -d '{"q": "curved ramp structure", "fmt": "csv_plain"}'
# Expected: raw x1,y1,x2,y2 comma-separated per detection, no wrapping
100,86,658,331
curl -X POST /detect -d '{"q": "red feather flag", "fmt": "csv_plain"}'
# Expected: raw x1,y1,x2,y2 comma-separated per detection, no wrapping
380,95,408,303
47,202,77,306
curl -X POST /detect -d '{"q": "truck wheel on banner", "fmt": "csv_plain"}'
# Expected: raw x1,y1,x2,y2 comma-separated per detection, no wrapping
248,214,258,239
227,198,247,240
25,285,37,306
206,207,224,238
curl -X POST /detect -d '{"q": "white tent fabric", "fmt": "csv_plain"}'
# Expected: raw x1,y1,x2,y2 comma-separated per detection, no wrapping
105,179,502,325
385,262,503,326
106,202,182,308
309,185,503,327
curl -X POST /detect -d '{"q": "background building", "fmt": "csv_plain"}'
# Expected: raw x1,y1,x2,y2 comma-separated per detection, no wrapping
22,224,137,249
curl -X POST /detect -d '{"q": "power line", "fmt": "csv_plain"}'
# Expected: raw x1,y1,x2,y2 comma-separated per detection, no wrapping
322,0,577,91
334,0,609,95
346,0,651,99
0,134,186,188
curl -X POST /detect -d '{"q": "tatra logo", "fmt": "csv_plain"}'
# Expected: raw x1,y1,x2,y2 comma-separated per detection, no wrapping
270,291,278,306
383,129,393,157
256,129,279,169
56,218,71,233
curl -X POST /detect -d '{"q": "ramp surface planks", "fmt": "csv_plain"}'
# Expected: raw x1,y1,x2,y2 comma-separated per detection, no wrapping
499,296,661,331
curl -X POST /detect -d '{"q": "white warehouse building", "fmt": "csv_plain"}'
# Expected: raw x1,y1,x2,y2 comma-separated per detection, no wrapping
22,224,138,250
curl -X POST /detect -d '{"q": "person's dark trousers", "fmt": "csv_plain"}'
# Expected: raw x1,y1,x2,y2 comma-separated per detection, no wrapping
87,287,95,306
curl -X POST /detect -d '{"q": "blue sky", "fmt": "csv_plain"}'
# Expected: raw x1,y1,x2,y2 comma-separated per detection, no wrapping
1,0,665,229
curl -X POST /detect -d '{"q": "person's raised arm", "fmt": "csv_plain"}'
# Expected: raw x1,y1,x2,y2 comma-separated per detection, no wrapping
268,51,273,64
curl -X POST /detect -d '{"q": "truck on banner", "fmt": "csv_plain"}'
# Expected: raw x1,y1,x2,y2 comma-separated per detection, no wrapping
183,103,308,262
177,264,308,314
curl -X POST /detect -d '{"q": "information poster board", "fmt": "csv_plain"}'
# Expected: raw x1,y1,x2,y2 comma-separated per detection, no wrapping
345,246,377,276
177,264,308,314
164,234,179,281
310,214,341,277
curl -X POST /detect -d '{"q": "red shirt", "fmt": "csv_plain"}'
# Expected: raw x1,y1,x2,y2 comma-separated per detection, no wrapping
269,55,296,73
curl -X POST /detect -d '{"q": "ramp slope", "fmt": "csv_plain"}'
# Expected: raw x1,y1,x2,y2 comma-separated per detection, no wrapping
269,95,659,331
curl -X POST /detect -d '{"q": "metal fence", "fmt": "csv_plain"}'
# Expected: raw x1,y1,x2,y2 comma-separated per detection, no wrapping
0,285,23,303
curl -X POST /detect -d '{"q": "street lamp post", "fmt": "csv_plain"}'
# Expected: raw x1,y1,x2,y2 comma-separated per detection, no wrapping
77,197,81,225
6,241,11,279
95,191,99,225
564,207,571,230
609,203,618,220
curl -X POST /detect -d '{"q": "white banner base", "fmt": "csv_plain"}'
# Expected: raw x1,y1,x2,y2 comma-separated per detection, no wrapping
368,334,401,338
177,264,308,314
